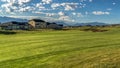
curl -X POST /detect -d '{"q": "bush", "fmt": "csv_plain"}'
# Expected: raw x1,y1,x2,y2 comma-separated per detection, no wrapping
0,31,17,35
81,27,108,32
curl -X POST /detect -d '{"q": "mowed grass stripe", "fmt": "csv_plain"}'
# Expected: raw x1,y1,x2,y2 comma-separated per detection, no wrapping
0,30,120,68
0,34,107,62
0,37,120,63
0,33,119,58
0,41,120,68
0,34,87,61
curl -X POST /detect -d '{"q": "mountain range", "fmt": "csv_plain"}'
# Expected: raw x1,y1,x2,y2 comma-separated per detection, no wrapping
0,16,108,26
0,16,28,23
74,22,108,26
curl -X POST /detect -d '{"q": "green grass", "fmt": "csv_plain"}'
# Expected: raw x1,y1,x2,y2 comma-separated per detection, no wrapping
0,28,120,68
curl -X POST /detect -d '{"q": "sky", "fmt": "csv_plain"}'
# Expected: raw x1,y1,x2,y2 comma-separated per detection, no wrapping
0,0,120,24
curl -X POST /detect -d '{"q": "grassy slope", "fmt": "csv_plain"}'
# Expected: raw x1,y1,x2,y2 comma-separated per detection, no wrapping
0,28,120,68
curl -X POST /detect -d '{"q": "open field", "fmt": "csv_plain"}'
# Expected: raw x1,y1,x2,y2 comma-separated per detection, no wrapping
0,27,120,68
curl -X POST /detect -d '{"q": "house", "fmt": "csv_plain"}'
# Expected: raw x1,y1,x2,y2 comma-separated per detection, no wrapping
0,21,29,30
28,19,47,29
29,19,63,29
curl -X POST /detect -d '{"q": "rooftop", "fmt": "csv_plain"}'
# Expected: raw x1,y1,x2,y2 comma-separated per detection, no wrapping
30,19,45,22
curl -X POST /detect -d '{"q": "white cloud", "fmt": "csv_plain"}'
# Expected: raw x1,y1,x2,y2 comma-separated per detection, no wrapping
46,13,56,17
89,0,93,2
8,15,41,19
0,10,2,13
64,3,78,11
58,11,65,16
18,0,31,5
0,0,32,13
51,3,79,11
33,11,44,14
79,0,86,2
58,15,75,23
42,0,52,4
77,13,83,17
51,3,61,9
72,12,76,15
65,5,73,11
58,16,72,22
1,0,15,3
1,0,31,5
1,3,12,12
107,8,112,11
36,3,45,9
72,12,83,17
33,11,57,17
79,3,86,8
18,6,32,12
112,2,116,5
85,11,88,15
92,11,110,15
59,16,69,20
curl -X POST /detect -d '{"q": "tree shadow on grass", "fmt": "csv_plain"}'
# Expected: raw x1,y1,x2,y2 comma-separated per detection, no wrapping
0,31,17,35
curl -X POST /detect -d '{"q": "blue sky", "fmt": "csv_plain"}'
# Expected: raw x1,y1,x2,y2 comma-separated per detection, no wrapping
0,0,120,24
